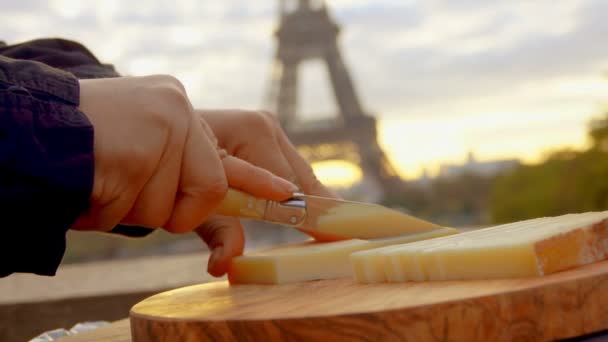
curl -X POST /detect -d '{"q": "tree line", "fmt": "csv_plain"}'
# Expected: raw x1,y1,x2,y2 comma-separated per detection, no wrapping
490,111,608,223
384,111,608,227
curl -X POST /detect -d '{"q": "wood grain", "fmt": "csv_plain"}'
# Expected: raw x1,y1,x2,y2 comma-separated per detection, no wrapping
130,260,608,341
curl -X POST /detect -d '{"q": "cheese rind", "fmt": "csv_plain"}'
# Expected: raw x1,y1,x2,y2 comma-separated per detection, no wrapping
228,227,459,285
352,211,608,283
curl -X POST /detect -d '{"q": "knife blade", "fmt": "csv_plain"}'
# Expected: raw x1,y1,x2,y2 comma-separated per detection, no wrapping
213,188,442,241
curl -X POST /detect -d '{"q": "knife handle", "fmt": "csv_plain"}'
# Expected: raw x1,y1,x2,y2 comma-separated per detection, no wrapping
213,188,268,220
215,189,307,226
111,189,270,233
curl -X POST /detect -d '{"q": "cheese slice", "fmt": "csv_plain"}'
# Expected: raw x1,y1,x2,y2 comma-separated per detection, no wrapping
352,211,608,283
350,219,545,283
228,227,459,284
309,202,442,240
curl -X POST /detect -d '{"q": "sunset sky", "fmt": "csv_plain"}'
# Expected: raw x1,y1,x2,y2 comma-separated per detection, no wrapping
3,0,607,183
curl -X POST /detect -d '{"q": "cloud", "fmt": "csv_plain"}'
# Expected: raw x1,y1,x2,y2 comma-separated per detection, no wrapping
332,0,608,120
1,0,47,12
1,0,606,177
3,0,603,114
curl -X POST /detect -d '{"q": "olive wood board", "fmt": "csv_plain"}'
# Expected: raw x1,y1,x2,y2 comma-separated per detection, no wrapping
130,260,608,341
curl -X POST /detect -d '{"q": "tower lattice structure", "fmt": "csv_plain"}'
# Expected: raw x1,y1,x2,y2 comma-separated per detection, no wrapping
264,0,405,200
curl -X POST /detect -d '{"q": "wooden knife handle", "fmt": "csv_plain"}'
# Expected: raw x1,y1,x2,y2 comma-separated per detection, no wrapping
213,188,268,220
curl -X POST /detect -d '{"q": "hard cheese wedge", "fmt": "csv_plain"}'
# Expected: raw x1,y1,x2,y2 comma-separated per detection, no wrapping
228,227,459,284
352,211,608,283
306,202,442,240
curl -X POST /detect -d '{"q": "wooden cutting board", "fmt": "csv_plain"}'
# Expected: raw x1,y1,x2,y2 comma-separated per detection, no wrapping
129,260,608,341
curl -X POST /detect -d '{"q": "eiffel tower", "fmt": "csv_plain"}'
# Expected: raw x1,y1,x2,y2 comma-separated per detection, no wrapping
264,0,405,201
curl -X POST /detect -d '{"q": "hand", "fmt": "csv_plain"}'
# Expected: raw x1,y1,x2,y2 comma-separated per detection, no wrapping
195,110,339,276
71,76,297,234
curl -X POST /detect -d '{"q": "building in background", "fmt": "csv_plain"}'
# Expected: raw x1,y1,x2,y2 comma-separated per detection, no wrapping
264,0,405,202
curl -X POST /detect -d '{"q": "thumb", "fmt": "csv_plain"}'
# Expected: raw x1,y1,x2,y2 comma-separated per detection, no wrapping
196,215,245,277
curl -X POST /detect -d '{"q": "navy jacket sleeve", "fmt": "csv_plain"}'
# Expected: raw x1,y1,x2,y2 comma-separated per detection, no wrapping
0,39,156,238
0,54,93,277
0,39,152,277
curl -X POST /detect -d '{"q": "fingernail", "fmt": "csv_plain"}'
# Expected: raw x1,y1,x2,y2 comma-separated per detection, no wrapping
273,177,299,194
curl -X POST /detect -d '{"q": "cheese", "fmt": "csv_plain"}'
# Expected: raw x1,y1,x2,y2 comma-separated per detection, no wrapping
351,211,608,283
309,203,442,240
228,227,459,284
350,244,410,284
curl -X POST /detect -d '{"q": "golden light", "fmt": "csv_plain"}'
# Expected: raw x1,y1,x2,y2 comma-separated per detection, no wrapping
312,160,363,187
377,105,593,180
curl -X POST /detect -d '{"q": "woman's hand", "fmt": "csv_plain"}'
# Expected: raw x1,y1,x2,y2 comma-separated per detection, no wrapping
196,109,339,276
72,76,297,234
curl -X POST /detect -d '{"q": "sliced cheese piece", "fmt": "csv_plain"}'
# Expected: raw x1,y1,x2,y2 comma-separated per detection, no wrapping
352,211,608,283
311,202,443,240
399,217,550,282
228,227,459,285
389,215,582,282
349,228,459,283
351,218,546,283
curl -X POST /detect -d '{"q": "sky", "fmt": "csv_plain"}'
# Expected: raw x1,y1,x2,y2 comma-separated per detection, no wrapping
2,0,607,181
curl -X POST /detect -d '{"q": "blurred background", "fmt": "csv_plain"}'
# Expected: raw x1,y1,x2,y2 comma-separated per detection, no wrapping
3,1,608,339
2,0,608,263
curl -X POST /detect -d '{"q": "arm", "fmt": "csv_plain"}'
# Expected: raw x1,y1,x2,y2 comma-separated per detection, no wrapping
0,55,94,277
0,39,305,278
0,62,298,277
0,38,156,239
0,38,120,79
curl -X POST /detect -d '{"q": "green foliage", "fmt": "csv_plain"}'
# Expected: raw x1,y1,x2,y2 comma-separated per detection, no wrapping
490,112,608,223
589,113,608,152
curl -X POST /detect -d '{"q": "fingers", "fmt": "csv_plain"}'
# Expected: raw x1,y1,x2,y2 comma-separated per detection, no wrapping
201,113,297,199
201,111,299,185
120,142,182,228
237,136,299,188
72,173,146,231
222,154,298,202
196,215,245,277
202,109,335,198
198,114,220,148
165,115,228,233
275,126,340,199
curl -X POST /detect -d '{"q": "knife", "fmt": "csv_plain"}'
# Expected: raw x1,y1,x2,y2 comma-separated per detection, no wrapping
113,188,442,241
211,188,442,241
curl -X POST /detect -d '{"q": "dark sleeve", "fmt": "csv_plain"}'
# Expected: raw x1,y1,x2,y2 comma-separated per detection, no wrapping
0,38,155,239
0,38,121,79
0,55,93,277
